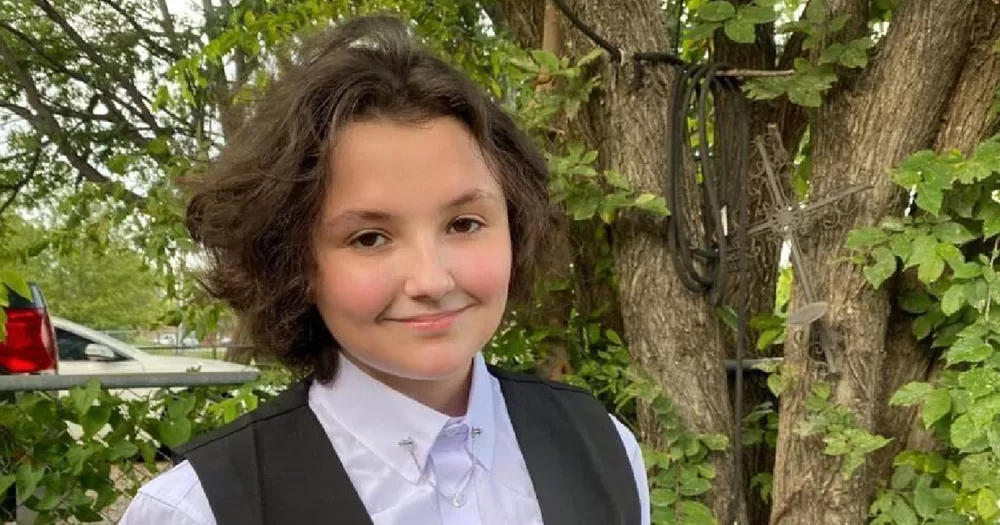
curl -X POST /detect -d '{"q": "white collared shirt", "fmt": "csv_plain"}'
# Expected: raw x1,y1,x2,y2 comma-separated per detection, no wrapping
120,353,650,525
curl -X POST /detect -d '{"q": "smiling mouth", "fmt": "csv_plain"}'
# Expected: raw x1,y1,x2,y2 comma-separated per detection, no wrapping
389,307,468,329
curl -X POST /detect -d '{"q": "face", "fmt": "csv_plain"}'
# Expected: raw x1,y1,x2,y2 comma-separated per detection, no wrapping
312,116,512,388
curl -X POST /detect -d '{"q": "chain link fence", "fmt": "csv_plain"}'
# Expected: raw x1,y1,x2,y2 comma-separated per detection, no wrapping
0,371,264,524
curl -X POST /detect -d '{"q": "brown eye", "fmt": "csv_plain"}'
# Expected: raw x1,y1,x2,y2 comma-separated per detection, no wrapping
349,231,388,248
449,217,483,234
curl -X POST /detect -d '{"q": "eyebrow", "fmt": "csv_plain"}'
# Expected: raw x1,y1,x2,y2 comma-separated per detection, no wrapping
323,189,502,227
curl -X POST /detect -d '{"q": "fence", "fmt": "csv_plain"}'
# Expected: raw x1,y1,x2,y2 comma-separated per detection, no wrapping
0,371,264,525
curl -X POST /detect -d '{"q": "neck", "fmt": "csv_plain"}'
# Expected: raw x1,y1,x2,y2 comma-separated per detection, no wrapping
344,354,475,417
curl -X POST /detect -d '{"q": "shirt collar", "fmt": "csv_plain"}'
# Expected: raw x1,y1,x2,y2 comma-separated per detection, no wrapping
310,352,496,484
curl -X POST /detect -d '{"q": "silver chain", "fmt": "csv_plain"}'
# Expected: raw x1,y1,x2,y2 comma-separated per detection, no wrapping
398,426,483,507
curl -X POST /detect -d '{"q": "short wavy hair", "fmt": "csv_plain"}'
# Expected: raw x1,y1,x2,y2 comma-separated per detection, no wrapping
185,15,553,382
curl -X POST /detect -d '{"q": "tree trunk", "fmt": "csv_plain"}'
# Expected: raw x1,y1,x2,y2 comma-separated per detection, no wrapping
770,2,993,524
871,2,1000,481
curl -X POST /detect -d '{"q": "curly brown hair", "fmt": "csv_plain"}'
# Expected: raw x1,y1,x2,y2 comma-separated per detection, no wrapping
185,15,553,383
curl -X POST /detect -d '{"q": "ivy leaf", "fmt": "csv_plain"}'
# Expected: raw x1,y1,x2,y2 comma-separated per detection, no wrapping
82,404,113,438
978,205,1000,238
699,1,737,22
933,221,976,244
977,487,999,519
0,270,31,300
890,382,933,406
839,37,874,69
677,500,717,525
948,336,994,365
958,368,997,399
917,252,945,284
724,18,757,43
686,22,721,41
739,4,777,23
950,413,978,449
941,283,967,316
899,289,933,314
846,227,888,249
864,247,897,288
891,498,919,525
922,389,952,428
158,418,193,448
891,464,916,490
805,0,829,23
107,439,140,462
913,476,938,518
15,463,44,504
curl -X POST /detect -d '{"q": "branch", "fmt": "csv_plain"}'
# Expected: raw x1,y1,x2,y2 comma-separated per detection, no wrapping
96,0,182,60
31,0,159,131
0,21,157,130
155,0,182,55
0,34,144,206
0,149,39,216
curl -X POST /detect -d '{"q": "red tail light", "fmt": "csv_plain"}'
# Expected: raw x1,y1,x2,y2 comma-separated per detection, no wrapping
0,307,58,374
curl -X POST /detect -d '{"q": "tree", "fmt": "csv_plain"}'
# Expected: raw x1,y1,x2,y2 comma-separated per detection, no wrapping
0,214,171,330
489,0,1000,524
5,0,1000,523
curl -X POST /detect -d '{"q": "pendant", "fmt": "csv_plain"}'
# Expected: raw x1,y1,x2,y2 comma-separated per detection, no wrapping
452,493,466,507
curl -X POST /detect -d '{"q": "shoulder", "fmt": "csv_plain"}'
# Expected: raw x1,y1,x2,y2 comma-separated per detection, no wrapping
119,460,215,525
487,365,595,397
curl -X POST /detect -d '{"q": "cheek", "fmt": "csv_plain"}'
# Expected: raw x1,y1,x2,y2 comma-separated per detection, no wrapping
453,235,512,300
314,254,394,319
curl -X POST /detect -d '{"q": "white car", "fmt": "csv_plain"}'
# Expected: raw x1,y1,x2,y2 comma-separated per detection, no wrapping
51,316,256,375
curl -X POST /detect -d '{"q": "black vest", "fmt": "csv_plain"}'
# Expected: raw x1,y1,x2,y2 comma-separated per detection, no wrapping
172,366,640,525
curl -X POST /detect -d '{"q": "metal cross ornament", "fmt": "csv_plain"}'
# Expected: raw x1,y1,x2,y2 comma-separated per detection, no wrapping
744,126,872,373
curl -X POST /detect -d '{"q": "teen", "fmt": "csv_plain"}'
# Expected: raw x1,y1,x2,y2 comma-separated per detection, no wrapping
121,14,650,525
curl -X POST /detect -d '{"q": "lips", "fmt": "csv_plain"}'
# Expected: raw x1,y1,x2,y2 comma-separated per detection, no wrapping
389,307,468,330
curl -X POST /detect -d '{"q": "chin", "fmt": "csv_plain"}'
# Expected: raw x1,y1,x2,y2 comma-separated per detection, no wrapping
374,346,478,382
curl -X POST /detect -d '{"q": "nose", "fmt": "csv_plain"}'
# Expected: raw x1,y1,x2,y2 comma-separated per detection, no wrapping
402,237,455,300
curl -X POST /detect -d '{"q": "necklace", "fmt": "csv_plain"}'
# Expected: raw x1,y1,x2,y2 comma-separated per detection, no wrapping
398,426,483,507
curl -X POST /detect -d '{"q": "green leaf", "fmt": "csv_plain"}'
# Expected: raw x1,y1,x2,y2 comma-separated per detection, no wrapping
947,337,994,365
959,367,998,399
922,388,952,428
950,413,978,449
864,247,897,288
941,283,967,316
82,404,113,438
724,18,756,43
899,289,933,314
0,474,14,496
699,1,737,21
917,252,945,284
891,498,919,525
635,194,669,216
677,500,718,525
15,463,44,504
913,475,938,518
979,205,1000,238
890,382,933,406
686,22,721,41
0,270,31,300
891,464,916,490
933,221,976,244
912,313,935,340
702,433,729,451
846,227,888,249
738,4,777,23
977,487,999,519
158,418,193,448
107,439,140,461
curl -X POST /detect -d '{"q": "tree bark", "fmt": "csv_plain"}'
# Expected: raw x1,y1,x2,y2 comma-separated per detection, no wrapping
770,2,992,524
872,2,1000,481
